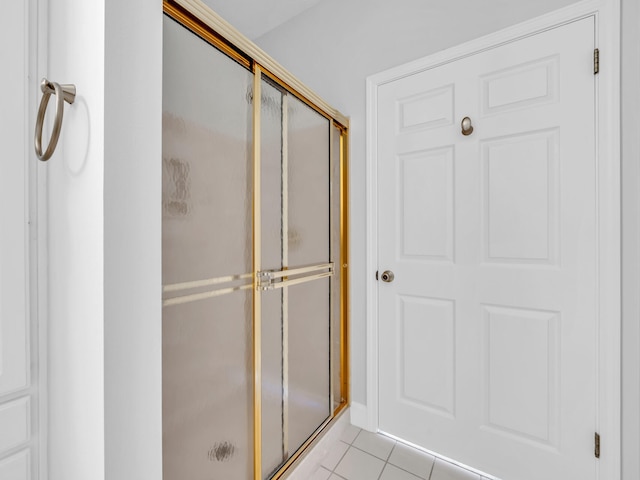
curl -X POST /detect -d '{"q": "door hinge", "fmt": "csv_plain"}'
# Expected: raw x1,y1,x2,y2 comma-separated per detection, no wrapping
595,432,600,458
594,48,600,75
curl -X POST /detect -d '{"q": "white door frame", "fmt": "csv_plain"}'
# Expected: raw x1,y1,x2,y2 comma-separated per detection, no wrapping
32,0,49,477
31,0,49,477
364,1,621,479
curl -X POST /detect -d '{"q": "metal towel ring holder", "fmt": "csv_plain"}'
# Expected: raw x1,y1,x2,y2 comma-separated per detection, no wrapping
34,78,76,161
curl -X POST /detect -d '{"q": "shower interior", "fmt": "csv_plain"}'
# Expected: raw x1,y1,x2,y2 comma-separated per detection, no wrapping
161,3,349,479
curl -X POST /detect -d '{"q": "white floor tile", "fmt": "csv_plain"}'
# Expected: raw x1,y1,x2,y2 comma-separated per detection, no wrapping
340,424,362,445
430,459,481,480
334,446,385,480
310,466,333,480
387,442,434,479
380,463,424,480
320,441,350,471
352,430,396,461
329,475,347,480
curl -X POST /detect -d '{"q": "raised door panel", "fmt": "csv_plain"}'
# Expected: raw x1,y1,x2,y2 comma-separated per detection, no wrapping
482,306,559,447
481,129,559,265
0,450,30,480
481,56,559,115
0,397,30,454
396,85,454,134
0,0,29,400
398,148,455,262
397,296,456,418
0,3,32,479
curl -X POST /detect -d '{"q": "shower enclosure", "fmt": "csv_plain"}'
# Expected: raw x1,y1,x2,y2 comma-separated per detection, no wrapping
161,2,349,479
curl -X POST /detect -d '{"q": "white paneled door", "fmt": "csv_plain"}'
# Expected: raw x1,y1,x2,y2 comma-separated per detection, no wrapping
377,18,597,480
0,2,36,480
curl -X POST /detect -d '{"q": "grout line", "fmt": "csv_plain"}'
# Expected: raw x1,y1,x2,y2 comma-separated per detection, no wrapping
384,441,396,462
342,427,361,445
385,442,432,480
348,443,393,462
330,443,351,474
325,434,449,480
334,444,430,480
385,461,430,480
379,431,497,479
427,457,436,480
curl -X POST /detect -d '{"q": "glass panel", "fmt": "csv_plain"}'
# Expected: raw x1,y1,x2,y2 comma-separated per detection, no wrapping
287,96,330,266
162,292,253,480
288,278,332,453
261,289,284,479
162,16,253,285
162,16,253,480
330,125,343,411
261,79,285,272
261,76,286,478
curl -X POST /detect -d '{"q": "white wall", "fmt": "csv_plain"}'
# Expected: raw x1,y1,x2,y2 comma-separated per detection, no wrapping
255,0,583,409
46,0,163,479
103,1,163,479
47,0,106,478
621,0,640,478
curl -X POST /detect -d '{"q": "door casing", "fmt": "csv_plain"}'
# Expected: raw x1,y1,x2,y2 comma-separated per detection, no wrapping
365,1,621,479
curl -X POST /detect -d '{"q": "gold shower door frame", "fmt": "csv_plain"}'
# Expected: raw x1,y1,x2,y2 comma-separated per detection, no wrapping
163,2,350,479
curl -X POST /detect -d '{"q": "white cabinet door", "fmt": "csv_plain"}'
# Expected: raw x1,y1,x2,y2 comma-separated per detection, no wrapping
0,2,34,479
378,17,597,480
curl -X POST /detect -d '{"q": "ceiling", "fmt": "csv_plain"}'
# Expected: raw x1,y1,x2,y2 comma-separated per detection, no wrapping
201,0,324,40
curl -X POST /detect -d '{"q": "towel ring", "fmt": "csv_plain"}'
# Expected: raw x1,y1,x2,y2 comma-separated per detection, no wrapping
34,78,76,161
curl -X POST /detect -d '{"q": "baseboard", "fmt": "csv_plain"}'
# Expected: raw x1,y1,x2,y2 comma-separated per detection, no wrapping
349,402,369,430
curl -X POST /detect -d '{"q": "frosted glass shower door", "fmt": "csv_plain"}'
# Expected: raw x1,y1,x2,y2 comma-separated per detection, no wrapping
285,94,332,453
162,13,346,480
162,16,254,480
260,81,336,478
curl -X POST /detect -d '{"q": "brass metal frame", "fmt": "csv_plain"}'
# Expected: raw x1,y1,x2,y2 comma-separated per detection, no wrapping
163,272,253,292
258,263,335,291
163,283,253,307
163,0,348,130
329,123,337,414
162,273,253,306
281,92,290,459
163,2,350,479
163,1,251,68
338,124,350,404
253,65,263,480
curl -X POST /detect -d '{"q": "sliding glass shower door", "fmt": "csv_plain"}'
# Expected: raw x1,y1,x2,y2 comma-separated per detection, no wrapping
162,16,255,480
161,9,348,480
260,78,336,478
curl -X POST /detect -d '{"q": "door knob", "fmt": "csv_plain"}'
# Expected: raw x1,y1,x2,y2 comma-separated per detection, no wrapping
461,116,474,136
380,270,395,283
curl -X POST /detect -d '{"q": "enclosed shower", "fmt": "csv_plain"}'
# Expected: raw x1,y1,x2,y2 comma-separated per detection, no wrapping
160,2,349,479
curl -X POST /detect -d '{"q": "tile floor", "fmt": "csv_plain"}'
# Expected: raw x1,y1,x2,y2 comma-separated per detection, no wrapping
309,425,493,480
